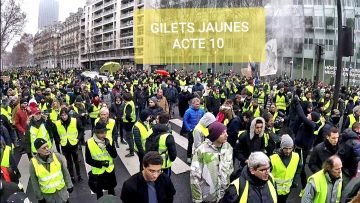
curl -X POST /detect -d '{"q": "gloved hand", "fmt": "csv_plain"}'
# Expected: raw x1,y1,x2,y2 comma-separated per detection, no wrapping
39,199,46,203
104,138,110,146
101,160,109,167
67,187,73,193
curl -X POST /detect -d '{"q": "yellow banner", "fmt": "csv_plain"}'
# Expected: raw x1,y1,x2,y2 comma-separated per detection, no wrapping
134,8,266,64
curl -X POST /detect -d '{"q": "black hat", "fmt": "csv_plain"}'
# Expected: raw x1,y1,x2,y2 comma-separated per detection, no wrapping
93,122,108,134
34,138,47,150
20,98,28,104
139,109,151,122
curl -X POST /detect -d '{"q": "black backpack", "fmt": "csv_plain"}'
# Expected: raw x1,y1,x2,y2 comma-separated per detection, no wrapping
145,133,161,153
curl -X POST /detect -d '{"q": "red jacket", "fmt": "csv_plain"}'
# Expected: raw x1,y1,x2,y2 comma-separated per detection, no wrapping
14,108,28,135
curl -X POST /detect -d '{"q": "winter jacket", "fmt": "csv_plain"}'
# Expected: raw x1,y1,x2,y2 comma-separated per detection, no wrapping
13,107,28,135
178,91,193,117
192,112,216,153
164,86,178,103
190,139,233,203
147,124,177,163
183,106,205,132
341,176,360,203
121,171,176,203
308,140,338,174
157,96,169,114
29,152,73,202
134,88,148,108
294,100,319,150
338,129,360,177
146,105,164,119
206,92,221,116
220,166,276,203
109,102,123,120
234,117,266,166
192,83,204,93
301,170,342,203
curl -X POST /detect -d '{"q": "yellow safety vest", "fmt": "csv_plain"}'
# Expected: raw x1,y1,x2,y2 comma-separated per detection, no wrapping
179,80,186,86
49,109,59,122
159,133,172,169
94,118,115,145
314,118,326,136
31,153,65,194
249,105,261,118
1,145,11,167
232,177,277,203
1,107,12,124
133,121,152,152
87,137,114,174
258,91,265,105
276,94,287,111
348,114,360,129
193,123,209,137
307,170,342,203
245,85,254,94
323,100,331,116
89,105,100,118
39,103,48,111
270,152,300,195
65,95,70,105
30,124,52,153
55,118,78,146
122,101,136,123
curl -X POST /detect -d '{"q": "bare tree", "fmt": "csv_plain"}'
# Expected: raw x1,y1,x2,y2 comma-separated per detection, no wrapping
1,0,26,53
10,33,33,67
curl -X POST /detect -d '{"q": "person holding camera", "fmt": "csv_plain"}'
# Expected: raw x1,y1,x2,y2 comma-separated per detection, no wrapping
85,121,117,199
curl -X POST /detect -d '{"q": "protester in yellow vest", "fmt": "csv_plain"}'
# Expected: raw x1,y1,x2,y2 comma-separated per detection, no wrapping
270,134,302,203
24,107,53,159
192,112,216,153
94,107,118,147
85,122,117,199
122,92,136,157
132,110,152,171
53,108,84,183
221,152,277,203
343,105,360,130
301,155,343,203
29,138,73,203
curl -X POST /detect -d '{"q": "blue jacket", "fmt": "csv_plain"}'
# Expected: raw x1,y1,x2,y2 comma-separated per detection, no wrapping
183,106,205,132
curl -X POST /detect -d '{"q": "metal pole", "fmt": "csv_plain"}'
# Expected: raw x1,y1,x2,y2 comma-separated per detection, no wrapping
347,56,351,87
332,0,343,110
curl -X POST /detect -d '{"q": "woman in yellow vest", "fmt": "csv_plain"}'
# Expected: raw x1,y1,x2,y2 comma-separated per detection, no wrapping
53,108,84,183
29,138,73,203
85,122,118,199
221,152,277,203
301,155,343,203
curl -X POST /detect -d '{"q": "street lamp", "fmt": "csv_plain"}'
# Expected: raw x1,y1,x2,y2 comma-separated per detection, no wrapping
289,59,293,80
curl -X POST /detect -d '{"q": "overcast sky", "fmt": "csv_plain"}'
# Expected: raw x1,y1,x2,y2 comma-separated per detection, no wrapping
7,0,86,51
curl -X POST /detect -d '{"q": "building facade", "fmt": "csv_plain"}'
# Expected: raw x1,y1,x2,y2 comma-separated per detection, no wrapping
59,8,83,69
34,23,62,68
38,0,59,29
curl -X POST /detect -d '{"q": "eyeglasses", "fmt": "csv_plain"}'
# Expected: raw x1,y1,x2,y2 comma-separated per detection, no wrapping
256,166,271,173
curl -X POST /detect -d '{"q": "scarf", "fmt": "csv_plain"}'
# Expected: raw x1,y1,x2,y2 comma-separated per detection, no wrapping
93,135,106,150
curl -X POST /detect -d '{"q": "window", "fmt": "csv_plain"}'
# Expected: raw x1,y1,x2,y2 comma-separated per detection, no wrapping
304,0,313,4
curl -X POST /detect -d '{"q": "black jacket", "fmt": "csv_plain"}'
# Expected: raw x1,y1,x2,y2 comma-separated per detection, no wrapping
308,140,338,174
220,166,275,203
178,91,193,118
121,172,176,203
338,129,360,177
148,124,177,163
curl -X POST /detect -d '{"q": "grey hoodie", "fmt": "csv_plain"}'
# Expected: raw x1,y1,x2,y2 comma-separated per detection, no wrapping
192,112,216,153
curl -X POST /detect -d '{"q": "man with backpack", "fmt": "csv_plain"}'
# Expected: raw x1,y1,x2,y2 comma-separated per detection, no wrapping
145,113,177,177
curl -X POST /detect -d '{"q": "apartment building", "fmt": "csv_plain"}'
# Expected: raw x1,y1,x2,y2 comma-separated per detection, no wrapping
59,8,83,69
34,23,62,69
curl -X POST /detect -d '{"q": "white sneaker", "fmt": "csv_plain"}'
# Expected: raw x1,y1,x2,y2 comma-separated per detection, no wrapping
187,158,192,164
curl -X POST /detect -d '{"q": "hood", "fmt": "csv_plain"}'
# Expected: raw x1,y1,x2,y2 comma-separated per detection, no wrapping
342,128,359,140
199,112,216,127
249,117,265,140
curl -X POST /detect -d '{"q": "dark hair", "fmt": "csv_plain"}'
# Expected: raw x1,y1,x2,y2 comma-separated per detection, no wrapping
352,122,360,131
242,111,253,119
143,151,163,168
262,112,273,123
256,119,263,125
322,155,341,173
123,92,133,101
158,112,170,124
327,127,339,137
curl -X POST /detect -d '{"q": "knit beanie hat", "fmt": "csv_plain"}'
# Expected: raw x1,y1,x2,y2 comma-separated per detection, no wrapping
139,109,151,122
280,134,294,149
310,112,320,123
149,96,158,103
207,122,227,142
34,138,47,150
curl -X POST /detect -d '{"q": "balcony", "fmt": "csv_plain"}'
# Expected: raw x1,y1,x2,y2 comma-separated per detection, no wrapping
122,2,134,10
94,12,102,20
93,20,103,27
103,26,114,33
103,17,114,25
103,35,114,41
120,32,133,37
93,29,103,35
93,4,103,13
104,0,114,7
120,11,133,20
103,45,115,50
103,8,114,16
120,21,133,29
